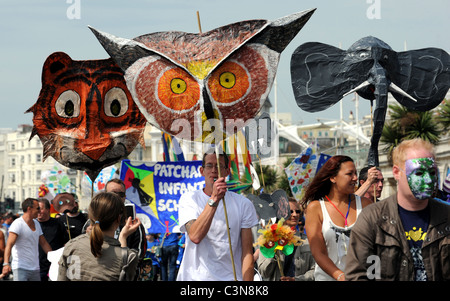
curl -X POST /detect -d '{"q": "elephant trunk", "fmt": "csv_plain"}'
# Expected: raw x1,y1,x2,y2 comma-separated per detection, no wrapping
367,63,389,167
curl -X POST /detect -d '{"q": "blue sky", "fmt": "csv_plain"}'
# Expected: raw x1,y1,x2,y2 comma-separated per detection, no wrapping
1,0,448,129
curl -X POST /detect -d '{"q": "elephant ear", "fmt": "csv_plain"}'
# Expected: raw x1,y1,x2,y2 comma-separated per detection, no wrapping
290,42,371,113
247,193,276,224
390,48,450,111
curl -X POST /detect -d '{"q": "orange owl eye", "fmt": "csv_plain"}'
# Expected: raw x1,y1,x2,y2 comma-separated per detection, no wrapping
208,61,250,104
157,67,200,111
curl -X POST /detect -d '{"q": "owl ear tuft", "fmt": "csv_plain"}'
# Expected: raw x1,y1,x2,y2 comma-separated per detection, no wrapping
88,26,151,72
254,8,316,53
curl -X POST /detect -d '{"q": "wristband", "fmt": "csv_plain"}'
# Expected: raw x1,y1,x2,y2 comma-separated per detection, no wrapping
208,198,218,207
3,263,10,266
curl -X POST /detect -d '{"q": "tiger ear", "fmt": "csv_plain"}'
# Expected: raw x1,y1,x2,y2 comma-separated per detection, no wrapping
41,52,73,82
25,52,74,121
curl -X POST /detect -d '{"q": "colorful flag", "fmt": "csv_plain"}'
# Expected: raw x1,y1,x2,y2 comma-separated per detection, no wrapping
237,131,253,187
285,144,331,201
162,132,185,162
82,165,117,194
221,131,254,193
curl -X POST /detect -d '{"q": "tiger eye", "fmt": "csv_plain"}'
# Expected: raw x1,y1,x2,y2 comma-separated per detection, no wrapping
110,99,121,116
65,100,75,116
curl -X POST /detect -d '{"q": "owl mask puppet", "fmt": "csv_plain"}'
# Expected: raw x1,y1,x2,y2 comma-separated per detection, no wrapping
89,9,315,143
27,52,147,181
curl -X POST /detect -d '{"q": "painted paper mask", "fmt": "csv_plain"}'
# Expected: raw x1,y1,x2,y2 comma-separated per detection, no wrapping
89,9,315,143
404,157,437,200
27,52,147,180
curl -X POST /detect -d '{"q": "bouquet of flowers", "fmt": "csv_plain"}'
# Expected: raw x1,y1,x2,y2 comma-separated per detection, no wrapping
255,219,303,276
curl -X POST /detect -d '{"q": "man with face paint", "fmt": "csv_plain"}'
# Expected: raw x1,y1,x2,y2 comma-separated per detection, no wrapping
345,138,450,281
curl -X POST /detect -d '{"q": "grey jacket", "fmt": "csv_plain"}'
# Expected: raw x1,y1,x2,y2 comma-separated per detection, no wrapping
345,195,450,281
58,233,138,281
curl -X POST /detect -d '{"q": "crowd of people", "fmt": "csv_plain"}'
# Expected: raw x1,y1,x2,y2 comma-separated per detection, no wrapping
0,138,449,281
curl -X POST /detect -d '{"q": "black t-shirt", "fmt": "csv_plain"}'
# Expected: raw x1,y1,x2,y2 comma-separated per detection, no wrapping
57,212,88,240
398,204,430,281
38,217,70,278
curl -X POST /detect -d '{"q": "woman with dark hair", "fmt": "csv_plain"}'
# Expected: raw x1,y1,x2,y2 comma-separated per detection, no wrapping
301,155,372,281
58,192,141,281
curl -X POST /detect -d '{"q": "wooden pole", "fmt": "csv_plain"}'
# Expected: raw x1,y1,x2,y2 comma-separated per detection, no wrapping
370,101,376,203
196,11,202,34
275,250,284,277
257,154,265,190
215,144,237,281
197,11,237,280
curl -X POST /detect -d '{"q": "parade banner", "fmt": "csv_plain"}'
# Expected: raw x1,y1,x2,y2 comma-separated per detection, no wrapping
120,159,204,233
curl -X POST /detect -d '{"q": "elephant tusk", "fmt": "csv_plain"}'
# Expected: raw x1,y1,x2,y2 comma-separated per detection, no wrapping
343,80,371,97
388,82,417,102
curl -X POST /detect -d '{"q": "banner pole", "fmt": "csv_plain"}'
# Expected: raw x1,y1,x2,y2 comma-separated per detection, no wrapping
216,144,237,281
197,10,236,281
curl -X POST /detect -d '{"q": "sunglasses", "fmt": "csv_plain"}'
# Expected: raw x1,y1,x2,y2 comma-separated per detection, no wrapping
290,210,301,214
112,191,126,197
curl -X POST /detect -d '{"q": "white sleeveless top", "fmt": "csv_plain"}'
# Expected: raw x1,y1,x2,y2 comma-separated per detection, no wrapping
314,195,362,281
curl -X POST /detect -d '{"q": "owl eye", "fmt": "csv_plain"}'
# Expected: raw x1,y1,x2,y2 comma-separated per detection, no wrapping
104,87,128,117
170,78,187,94
208,61,250,104
157,67,200,111
219,72,236,89
55,90,80,118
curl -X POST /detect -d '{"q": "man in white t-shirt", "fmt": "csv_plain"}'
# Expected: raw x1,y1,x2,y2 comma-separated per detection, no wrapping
1,198,52,281
177,150,258,281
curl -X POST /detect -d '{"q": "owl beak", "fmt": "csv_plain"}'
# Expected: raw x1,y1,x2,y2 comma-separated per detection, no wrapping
199,88,226,144
202,88,215,121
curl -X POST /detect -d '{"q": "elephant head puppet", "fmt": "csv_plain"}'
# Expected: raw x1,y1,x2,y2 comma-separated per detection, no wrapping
290,36,450,166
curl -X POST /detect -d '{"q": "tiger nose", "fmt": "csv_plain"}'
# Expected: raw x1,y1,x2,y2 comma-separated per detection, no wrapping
77,137,111,160
76,123,111,161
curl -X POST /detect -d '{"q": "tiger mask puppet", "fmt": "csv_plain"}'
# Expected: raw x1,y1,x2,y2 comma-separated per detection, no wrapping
27,52,147,180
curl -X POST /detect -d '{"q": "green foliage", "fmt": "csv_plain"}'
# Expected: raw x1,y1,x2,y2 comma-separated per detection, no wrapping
402,111,441,143
245,157,295,196
381,102,444,161
245,163,279,195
